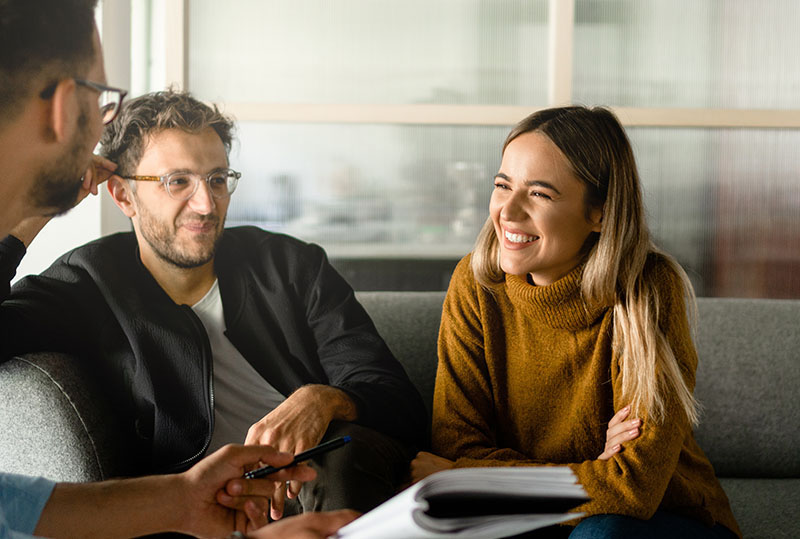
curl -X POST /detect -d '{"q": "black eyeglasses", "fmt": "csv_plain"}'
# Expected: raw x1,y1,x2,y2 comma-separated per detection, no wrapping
40,79,128,125
124,169,242,200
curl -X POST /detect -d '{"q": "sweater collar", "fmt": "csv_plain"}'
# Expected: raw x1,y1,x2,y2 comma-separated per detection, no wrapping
504,264,606,329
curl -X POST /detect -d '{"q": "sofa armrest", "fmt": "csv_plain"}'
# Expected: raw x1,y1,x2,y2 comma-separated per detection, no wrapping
0,352,124,482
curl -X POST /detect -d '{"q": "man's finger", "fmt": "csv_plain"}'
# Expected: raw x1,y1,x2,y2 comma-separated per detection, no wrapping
235,509,248,534
214,444,294,473
92,154,118,171
287,479,303,499
270,482,286,520
244,499,269,530
225,463,316,499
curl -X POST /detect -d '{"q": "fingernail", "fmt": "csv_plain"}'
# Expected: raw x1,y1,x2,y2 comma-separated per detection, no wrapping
629,429,639,435
613,444,621,452
229,482,243,495
632,419,641,426
219,491,233,503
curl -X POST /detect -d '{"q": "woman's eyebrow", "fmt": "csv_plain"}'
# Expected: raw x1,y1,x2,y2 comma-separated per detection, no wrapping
524,179,561,195
494,173,561,195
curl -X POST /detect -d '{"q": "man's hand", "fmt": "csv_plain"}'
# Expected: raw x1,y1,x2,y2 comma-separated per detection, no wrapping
79,154,118,201
410,451,454,484
9,215,52,247
597,405,641,460
245,385,357,520
175,444,317,538
244,510,359,539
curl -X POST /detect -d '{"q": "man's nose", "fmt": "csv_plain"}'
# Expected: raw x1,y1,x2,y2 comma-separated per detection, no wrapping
187,178,216,214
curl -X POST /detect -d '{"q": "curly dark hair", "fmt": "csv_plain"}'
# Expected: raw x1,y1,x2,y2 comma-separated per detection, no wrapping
0,0,98,125
99,89,236,177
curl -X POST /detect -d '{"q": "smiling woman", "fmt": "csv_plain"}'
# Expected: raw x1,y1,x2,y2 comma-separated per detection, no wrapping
414,106,742,538
489,132,603,285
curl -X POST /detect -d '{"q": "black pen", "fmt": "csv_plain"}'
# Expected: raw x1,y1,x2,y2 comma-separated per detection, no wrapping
244,435,352,479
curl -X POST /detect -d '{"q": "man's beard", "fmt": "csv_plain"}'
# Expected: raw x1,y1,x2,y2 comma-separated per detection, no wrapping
136,198,225,269
30,107,92,216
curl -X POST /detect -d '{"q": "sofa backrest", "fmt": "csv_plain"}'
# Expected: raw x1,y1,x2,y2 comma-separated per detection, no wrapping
693,298,799,478
358,292,444,416
357,292,800,479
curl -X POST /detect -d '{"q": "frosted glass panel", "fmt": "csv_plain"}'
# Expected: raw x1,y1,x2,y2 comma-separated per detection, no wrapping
574,0,800,109
226,124,800,298
188,0,548,105
226,123,508,258
629,128,800,298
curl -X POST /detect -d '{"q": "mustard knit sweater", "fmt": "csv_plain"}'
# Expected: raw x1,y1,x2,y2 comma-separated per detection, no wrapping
432,254,740,537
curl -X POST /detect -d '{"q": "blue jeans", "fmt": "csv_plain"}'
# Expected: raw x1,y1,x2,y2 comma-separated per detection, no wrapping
568,510,738,539
509,511,737,539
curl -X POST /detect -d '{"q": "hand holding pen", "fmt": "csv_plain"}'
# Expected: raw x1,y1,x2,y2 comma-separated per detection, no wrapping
244,436,352,479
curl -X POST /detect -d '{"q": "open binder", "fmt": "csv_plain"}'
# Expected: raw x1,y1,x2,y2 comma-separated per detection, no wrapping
334,466,589,539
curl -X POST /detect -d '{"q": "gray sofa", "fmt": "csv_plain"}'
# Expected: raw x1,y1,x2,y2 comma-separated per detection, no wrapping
1,293,798,538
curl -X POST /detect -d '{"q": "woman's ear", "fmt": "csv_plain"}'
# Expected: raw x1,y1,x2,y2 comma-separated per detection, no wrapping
589,205,604,233
47,79,78,143
108,177,137,218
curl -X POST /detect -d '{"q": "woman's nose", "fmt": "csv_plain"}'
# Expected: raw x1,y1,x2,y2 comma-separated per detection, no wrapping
500,192,527,222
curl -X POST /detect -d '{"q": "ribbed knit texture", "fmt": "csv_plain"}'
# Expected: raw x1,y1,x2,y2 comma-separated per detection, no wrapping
432,254,741,537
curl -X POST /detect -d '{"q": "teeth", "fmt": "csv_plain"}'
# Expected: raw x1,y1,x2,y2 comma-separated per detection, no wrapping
505,230,537,243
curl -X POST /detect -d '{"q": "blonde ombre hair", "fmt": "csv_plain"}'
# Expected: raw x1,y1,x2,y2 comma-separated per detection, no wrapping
473,106,699,426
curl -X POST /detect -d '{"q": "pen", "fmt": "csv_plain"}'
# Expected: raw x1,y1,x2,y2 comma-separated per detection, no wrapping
244,435,352,479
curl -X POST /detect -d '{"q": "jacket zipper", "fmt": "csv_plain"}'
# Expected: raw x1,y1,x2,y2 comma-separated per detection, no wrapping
167,305,215,472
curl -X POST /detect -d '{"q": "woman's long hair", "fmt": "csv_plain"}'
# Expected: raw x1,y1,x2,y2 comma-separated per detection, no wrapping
473,106,699,425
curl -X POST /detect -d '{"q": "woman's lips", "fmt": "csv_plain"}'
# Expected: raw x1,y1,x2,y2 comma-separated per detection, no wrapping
502,228,539,249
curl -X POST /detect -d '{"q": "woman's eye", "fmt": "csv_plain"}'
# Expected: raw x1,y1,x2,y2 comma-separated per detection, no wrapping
494,182,510,190
531,191,551,200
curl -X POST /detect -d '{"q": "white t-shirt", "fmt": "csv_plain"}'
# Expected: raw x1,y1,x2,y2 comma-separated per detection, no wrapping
192,280,286,454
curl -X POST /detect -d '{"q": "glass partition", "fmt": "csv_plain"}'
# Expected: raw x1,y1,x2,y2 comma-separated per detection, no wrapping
189,0,549,105
573,0,800,109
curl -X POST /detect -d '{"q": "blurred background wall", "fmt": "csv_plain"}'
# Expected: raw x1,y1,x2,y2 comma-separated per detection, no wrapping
19,0,800,297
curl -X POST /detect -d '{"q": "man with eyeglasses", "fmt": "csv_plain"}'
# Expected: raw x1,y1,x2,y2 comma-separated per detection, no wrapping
2,87,426,526
0,0,359,537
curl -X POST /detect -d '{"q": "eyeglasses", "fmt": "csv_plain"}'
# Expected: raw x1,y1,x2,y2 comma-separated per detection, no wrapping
124,169,242,200
40,79,128,125
75,79,128,125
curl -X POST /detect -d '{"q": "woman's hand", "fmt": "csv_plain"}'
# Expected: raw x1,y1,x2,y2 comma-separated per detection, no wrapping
597,405,641,460
410,451,455,483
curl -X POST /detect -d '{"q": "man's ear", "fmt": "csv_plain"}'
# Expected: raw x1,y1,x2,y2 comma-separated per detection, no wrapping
108,177,137,218
47,79,78,143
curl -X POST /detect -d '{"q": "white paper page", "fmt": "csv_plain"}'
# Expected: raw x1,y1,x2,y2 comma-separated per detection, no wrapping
332,467,586,539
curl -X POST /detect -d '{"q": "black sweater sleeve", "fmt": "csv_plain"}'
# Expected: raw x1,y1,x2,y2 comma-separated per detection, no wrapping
0,237,90,361
301,243,429,448
0,235,26,303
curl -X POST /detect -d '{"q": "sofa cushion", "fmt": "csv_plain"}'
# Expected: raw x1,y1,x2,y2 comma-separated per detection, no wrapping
694,298,800,478
720,478,800,538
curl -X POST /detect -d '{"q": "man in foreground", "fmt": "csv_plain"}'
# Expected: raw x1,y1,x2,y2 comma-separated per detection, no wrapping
2,88,426,520
0,0,357,536
20,445,351,538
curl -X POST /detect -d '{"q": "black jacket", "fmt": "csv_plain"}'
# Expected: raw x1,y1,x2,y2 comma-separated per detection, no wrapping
0,227,427,474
